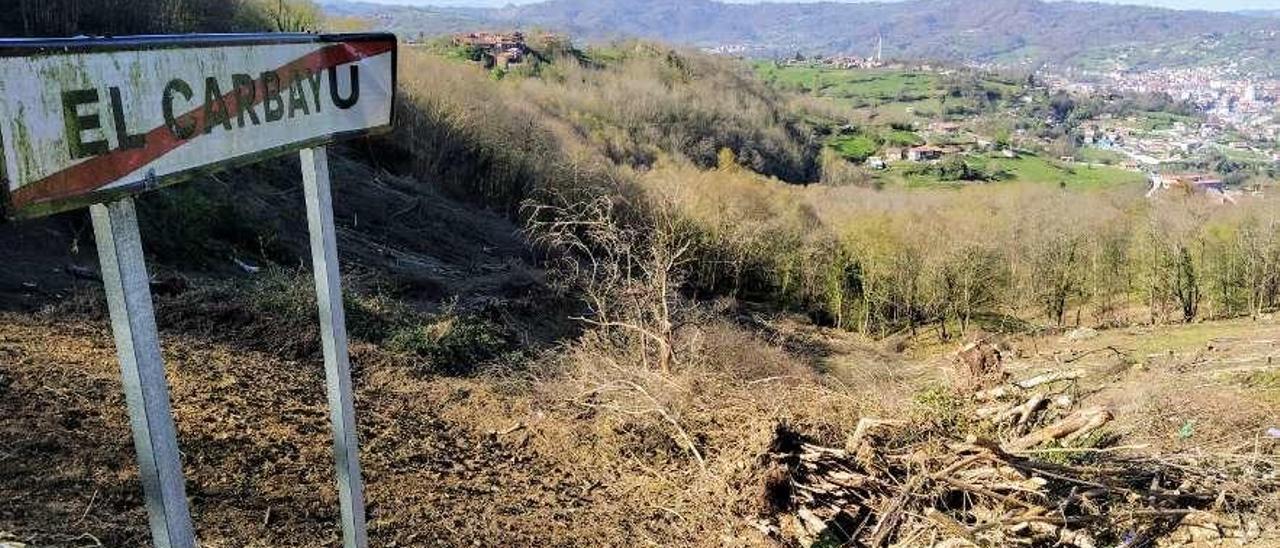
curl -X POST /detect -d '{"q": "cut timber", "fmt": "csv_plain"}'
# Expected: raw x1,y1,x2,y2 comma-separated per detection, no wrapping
981,392,1067,428
796,507,828,538
935,540,979,548
1006,407,1113,451
977,369,1085,401
1060,528,1099,548
757,423,1267,547
1014,369,1086,389
995,393,1049,429
976,385,1015,401
925,508,978,544
977,402,1014,419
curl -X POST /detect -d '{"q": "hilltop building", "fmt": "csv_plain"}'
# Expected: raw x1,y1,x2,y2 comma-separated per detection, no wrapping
907,146,945,162
1146,172,1236,203
453,31,529,68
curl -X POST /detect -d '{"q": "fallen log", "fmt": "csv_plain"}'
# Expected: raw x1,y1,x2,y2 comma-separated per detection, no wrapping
1006,407,1113,451
977,369,1086,401
1015,369,1086,389
994,392,1050,431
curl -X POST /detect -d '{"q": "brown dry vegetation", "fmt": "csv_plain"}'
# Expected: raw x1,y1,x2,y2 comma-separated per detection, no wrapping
638,158,1280,340
4,271,1277,546
2,13,1280,548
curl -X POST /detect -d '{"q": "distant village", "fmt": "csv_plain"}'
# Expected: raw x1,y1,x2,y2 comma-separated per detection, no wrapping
861,106,1269,203
711,35,891,70
1049,63,1279,203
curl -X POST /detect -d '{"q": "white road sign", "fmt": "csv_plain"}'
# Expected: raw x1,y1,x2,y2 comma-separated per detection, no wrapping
0,33,397,218
0,32,398,548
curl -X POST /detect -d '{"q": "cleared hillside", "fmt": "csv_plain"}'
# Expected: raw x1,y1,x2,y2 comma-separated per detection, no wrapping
2,6,1279,548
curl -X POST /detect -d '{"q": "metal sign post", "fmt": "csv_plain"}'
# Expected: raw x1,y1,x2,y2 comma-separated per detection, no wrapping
91,197,196,548
301,146,368,548
0,33,397,547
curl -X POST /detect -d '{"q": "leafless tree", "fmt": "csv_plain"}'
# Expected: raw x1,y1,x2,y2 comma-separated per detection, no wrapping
526,189,694,373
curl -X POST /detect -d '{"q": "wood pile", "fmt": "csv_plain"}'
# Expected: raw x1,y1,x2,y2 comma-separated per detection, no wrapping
753,369,1276,547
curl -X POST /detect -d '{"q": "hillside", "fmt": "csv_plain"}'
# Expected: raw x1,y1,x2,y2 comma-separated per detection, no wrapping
1071,28,1280,75
3,4,1280,547
320,1,485,39
327,0,1276,67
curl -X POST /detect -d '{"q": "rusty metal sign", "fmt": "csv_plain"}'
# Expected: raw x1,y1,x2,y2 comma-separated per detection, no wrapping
0,33,397,218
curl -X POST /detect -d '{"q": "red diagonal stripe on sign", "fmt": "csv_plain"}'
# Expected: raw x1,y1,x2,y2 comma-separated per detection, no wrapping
11,40,394,210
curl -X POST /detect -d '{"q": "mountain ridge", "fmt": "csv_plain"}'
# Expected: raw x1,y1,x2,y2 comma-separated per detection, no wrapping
326,0,1277,67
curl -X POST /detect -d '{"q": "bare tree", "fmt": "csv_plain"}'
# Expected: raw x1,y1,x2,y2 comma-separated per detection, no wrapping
939,244,1005,336
1031,233,1083,327
1172,245,1200,322
526,189,694,373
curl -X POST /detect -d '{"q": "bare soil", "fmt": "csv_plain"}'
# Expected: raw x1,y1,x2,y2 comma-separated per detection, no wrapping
0,310,613,547
3,302,1278,546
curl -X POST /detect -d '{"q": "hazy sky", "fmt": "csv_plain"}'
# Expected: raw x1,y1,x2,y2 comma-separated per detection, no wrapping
348,0,1280,10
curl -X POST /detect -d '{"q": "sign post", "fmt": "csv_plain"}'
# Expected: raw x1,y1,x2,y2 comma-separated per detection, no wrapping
301,146,368,547
91,197,196,548
0,33,397,548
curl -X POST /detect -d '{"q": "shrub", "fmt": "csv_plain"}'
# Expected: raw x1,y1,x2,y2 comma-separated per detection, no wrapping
387,309,507,374
389,42,823,217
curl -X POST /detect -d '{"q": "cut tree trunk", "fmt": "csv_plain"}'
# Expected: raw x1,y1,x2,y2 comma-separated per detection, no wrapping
1006,407,1113,451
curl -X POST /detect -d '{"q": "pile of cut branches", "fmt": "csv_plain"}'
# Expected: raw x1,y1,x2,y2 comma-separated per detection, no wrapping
972,368,1109,451
753,369,1278,547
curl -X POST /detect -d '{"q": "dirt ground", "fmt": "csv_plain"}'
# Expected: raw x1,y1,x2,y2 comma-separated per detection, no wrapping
0,146,682,547
0,310,602,547
996,318,1280,454
3,297,1278,546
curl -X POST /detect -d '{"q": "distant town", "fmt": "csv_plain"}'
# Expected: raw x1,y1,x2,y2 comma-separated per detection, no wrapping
713,42,1280,203
1044,64,1280,156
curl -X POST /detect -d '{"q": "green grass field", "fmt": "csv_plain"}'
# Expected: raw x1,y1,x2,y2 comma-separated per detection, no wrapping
754,62,940,105
988,155,1145,188
884,129,925,147
829,135,880,162
755,63,1027,131
884,153,1146,190
1220,145,1273,163
827,129,922,162
1077,147,1127,165
1133,111,1198,132
756,63,1146,192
